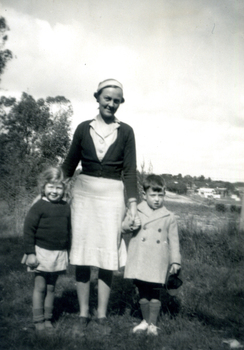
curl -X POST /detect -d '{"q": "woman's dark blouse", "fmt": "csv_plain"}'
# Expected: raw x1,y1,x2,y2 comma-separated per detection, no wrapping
62,120,137,198
24,199,71,254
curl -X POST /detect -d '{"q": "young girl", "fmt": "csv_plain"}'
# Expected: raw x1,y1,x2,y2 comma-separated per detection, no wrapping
22,167,71,331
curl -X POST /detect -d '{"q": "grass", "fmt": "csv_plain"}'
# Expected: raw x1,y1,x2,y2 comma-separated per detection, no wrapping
0,200,244,349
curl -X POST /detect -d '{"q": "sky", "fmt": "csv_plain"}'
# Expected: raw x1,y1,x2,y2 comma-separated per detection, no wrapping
0,0,244,183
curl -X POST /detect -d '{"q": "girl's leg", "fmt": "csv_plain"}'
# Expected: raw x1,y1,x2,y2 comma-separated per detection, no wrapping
44,273,59,328
97,268,113,319
33,274,46,330
76,266,91,318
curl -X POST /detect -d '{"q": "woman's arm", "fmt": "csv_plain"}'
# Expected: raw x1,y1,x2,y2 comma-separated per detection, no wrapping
62,124,82,178
123,126,137,199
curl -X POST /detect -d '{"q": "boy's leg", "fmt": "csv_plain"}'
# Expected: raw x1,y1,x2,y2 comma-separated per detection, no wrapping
148,299,161,326
44,273,59,329
33,274,46,330
132,280,150,333
147,286,161,336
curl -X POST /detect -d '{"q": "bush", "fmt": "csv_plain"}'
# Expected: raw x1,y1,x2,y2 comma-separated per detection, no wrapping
215,203,226,212
230,205,241,214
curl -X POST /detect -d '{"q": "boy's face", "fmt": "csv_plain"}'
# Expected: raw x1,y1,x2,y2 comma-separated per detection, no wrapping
143,187,165,210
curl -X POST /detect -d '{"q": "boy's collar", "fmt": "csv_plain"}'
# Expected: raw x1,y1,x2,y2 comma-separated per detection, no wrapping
138,200,170,217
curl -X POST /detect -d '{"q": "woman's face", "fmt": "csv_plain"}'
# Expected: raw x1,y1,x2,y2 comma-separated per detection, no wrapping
98,87,123,119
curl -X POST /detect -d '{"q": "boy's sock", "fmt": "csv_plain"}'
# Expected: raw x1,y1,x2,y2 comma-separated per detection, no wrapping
148,300,161,326
139,298,150,323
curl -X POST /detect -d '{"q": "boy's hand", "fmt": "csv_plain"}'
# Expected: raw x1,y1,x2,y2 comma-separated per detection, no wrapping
169,263,181,275
26,254,39,268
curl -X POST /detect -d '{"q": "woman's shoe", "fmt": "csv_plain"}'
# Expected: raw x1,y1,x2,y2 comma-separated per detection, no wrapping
95,317,111,335
133,319,148,333
72,316,89,337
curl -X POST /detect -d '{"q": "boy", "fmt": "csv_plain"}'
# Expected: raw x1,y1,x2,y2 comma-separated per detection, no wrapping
123,174,181,335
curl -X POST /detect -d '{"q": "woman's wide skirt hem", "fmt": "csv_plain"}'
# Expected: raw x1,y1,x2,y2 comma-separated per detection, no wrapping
70,174,127,270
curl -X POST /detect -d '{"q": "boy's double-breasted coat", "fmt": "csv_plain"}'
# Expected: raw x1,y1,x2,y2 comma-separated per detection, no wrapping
124,200,181,284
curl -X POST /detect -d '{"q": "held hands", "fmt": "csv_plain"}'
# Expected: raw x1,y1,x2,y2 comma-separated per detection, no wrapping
169,263,181,275
26,254,39,268
127,201,141,231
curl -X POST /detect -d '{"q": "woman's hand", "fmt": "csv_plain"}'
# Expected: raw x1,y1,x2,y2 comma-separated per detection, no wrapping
26,254,39,268
128,200,140,230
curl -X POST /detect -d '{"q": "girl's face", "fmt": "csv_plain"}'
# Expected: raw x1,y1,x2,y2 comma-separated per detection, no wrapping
44,182,64,203
98,87,123,120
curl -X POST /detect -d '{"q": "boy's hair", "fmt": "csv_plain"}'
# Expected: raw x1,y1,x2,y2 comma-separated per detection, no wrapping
38,166,65,197
143,174,166,192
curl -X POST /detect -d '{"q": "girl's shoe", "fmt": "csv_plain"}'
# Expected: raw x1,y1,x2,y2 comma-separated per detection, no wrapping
35,322,45,331
45,320,54,331
133,319,148,333
147,323,159,336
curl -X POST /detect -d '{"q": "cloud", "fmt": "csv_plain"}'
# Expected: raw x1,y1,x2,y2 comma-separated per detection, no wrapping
0,0,243,182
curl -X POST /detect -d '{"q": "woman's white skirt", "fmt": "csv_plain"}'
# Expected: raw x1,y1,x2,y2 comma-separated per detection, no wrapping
69,174,127,270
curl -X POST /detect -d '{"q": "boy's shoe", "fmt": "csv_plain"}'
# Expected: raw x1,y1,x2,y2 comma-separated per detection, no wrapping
133,319,148,333
147,323,159,336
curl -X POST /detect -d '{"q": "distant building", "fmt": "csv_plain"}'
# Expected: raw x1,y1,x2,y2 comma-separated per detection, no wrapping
197,187,227,199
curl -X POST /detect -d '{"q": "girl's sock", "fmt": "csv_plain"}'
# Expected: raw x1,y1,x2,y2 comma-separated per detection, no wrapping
148,300,161,325
139,298,150,323
44,306,53,321
33,308,44,323
44,306,53,328
33,308,45,330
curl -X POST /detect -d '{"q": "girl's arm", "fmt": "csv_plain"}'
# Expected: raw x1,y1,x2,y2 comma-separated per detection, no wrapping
23,203,41,255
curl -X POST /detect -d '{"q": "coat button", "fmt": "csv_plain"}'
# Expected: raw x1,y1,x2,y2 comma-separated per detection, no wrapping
142,237,146,242
158,228,161,232
156,240,160,244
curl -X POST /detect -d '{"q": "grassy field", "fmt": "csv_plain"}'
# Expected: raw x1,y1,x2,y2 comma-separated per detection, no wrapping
0,198,244,350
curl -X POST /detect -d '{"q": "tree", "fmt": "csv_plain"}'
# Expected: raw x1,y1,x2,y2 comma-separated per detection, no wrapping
0,17,13,80
0,92,72,209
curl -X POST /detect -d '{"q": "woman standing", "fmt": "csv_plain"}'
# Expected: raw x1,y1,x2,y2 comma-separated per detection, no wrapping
62,79,138,332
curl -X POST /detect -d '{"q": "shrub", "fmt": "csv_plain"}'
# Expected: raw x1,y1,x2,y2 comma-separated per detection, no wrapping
215,203,226,212
230,205,241,214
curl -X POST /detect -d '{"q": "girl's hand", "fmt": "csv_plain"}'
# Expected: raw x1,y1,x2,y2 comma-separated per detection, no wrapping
169,263,181,275
26,254,39,268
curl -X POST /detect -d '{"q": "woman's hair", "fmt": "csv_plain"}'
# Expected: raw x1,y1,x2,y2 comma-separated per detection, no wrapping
143,174,166,193
94,85,125,103
38,166,65,197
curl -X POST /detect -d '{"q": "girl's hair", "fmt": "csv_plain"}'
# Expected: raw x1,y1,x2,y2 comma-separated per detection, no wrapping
38,166,65,197
143,174,166,193
93,86,125,103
